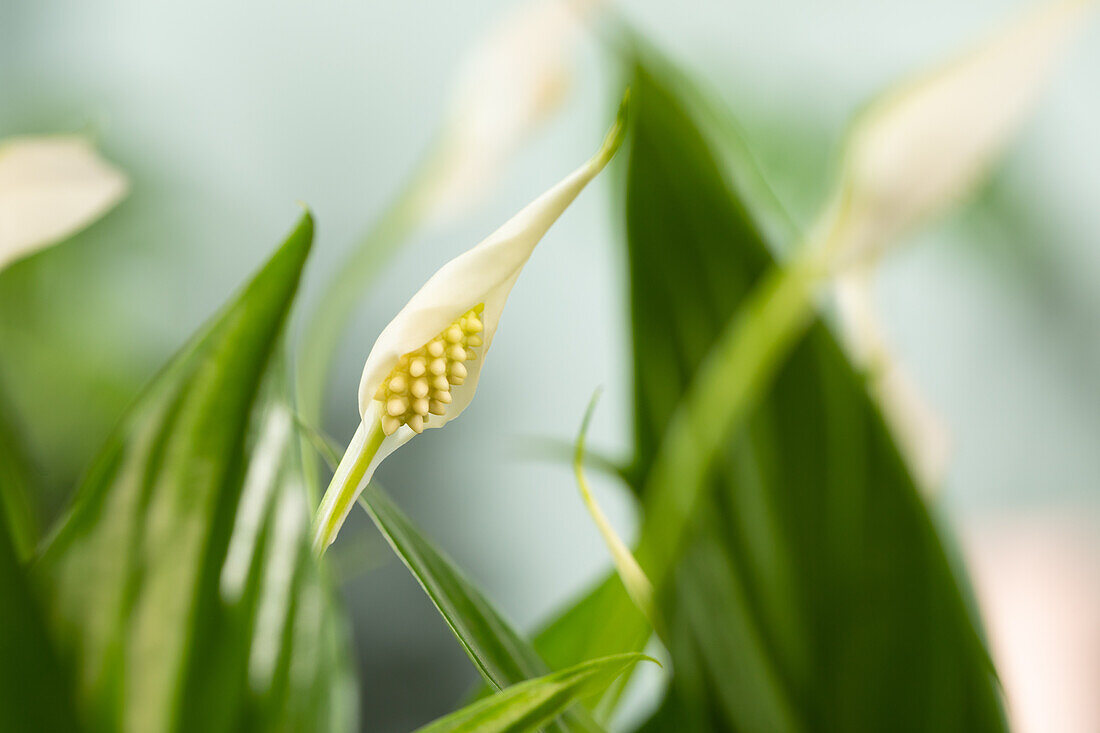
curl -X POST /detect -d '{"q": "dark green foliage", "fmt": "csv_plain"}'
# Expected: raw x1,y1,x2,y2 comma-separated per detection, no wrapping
0,391,39,561
623,59,1004,731
0,477,82,732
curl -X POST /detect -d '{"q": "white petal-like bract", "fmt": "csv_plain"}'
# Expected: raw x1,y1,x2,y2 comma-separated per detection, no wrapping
823,0,1094,267
313,104,626,553
360,110,625,435
0,135,128,273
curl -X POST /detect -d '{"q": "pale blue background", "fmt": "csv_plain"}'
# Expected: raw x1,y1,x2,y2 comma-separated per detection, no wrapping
2,1,1098,729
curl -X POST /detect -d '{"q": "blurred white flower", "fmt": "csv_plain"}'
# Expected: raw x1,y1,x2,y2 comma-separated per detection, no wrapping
834,269,952,491
415,0,593,226
819,0,1093,490
820,0,1094,268
0,135,128,273
312,106,626,553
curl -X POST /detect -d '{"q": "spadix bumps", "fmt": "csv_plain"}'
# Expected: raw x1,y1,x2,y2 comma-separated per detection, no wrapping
374,306,485,435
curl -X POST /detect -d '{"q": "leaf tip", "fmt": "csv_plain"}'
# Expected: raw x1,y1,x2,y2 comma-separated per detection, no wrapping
593,89,631,167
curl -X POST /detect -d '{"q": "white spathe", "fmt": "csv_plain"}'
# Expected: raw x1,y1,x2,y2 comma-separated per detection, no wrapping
358,113,625,452
824,0,1094,268
417,0,591,226
823,0,1093,490
313,109,625,553
0,135,128,273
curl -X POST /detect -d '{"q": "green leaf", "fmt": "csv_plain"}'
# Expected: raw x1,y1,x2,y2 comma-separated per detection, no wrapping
358,485,600,733
193,397,358,733
0,389,39,560
0,482,82,731
531,571,650,715
621,58,1005,730
34,213,354,732
359,484,546,689
413,653,651,733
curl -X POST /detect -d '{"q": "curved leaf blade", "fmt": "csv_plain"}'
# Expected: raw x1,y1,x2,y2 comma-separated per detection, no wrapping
0,391,39,560
0,492,81,731
414,653,650,733
359,485,546,689
622,56,1005,731
358,485,602,733
32,213,354,732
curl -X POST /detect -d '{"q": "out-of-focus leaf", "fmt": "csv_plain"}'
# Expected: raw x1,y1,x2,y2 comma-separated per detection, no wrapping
0,482,81,731
33,213,353,732
226,400,358,733
358,485,600,733
0,390,38,560
623,66,773,491
413,653,650,733
620,59,1004,731
531,571,650,713
193,392,359,733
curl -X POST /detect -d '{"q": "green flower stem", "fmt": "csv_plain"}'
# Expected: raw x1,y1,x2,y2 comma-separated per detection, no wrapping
634,253,825,593
296,151,440,506
311,418,387,556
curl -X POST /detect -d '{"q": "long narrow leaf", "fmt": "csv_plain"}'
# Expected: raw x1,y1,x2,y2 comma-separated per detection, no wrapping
359,485,547,689
358,484,602,733
0,493,81,731
34,213,353,732
0,390,39,560
414,653,651,733
622,56,1005,731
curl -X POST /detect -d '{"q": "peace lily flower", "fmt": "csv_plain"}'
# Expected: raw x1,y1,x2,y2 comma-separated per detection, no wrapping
0,135,128,273
297,0,596,472
813,0,1092,488
312,102,627,553
416,0,594,227
816,0,1095,270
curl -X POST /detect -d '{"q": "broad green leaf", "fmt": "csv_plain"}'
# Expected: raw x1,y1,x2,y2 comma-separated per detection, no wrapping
0,482,81,732
414,653,651,733
357,485,599,733
621,58,1004,731
0,389,39,560
34,213,353,732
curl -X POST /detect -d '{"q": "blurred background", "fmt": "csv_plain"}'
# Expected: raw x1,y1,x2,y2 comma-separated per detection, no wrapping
1,0,1097,730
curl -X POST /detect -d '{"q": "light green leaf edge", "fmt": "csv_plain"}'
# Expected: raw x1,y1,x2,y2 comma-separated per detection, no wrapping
413,653,653,733
357,485,603,733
